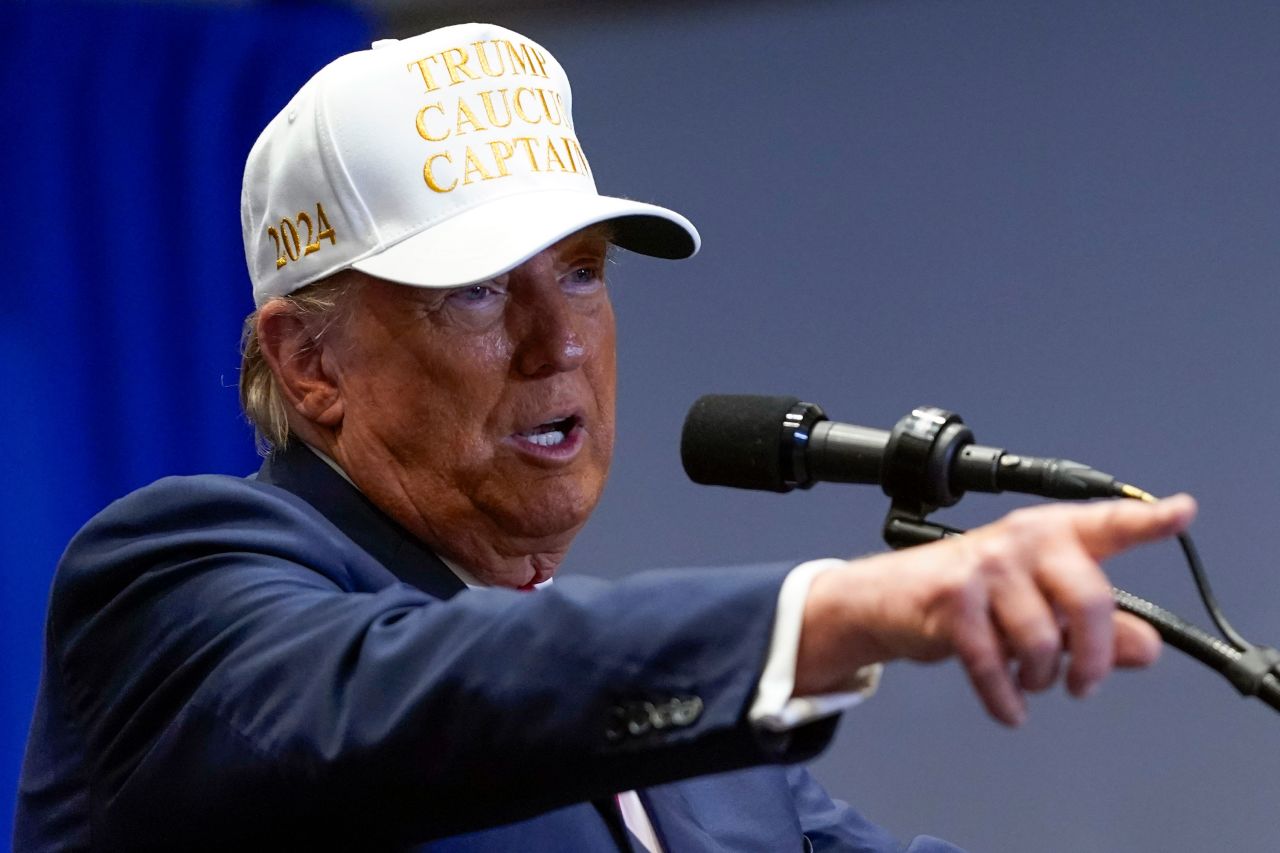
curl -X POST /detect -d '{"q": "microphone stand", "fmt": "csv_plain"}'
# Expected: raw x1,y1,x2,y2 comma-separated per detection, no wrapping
876,407,1280,715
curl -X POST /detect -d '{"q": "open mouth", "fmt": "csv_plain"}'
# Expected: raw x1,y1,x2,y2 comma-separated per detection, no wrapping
516,414,581,448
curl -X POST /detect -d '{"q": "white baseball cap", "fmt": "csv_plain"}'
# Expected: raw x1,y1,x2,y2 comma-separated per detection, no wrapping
241,22,700,306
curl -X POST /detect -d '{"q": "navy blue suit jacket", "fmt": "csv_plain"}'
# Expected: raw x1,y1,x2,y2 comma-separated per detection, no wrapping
16,444,962,851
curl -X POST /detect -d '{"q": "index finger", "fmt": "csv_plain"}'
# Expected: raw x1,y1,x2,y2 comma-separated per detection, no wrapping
1073,494,1196,559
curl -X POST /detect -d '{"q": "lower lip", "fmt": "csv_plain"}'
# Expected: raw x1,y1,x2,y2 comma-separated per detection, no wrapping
507,423,585,463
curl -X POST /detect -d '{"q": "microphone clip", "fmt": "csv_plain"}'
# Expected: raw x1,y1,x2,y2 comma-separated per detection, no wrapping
879,406,974,550
882,505,965,550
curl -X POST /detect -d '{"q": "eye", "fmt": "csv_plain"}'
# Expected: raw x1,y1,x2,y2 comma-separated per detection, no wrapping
446,283,504,308
564,264,605,292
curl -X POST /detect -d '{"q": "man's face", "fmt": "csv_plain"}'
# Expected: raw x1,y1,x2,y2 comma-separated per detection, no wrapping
326,228,616,586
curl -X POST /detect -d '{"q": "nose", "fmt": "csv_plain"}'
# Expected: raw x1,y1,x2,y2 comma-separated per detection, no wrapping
511,277,588,378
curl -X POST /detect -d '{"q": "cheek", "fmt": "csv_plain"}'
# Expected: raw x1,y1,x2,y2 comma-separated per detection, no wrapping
588,319,618,447
589,373,617,486
588,301,618,385
402,336,511,428
352,357,499,467
406,386,500,474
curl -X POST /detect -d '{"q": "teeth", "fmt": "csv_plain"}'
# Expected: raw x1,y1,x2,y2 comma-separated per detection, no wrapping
526,430,566,447
518,416,575,448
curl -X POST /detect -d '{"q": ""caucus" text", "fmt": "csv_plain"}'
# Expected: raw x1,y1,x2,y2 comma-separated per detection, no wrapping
404,38,591,193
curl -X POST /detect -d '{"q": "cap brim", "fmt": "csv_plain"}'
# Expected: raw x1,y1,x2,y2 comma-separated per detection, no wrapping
349,189,700,288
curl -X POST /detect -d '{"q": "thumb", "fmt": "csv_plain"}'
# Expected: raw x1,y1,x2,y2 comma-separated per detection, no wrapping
1113,611,1162,669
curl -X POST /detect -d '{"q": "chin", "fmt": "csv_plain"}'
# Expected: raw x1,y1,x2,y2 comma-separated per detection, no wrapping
505,500,594,541
483,476,602,541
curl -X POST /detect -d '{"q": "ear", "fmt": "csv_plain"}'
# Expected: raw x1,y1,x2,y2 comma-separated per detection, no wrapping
255,303,345,430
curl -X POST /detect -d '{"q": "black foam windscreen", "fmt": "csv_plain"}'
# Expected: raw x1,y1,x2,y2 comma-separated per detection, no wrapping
680,394,800,492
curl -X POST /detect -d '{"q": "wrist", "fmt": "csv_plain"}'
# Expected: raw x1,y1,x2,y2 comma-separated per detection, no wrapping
794,559,893,696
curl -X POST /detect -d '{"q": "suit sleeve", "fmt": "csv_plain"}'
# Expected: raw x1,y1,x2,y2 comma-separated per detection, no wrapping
48,475,835,847
787,767,970,853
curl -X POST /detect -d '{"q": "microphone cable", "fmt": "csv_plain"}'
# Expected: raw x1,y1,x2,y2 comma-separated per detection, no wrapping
1108,483,1280,712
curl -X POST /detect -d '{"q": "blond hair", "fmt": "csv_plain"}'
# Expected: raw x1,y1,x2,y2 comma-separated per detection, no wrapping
239,275,355,455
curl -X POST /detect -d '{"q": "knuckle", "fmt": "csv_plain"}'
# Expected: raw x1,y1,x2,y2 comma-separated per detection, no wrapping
1072,657,1109,684
1065,586,1114,618
984,505,1066,563
1007,503,1069,533
964,656,1008,686
965,536,1016,585
928,553,981,604
953,633,1000,672
945,572,987,614
1018,626,1060,661
1092,502,1126,540
1100,498,1132,526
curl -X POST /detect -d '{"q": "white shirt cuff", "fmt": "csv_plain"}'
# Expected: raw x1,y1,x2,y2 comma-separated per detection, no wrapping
748,558,882,733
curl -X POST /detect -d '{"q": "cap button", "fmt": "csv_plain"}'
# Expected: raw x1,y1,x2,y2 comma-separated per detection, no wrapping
371,38,399,50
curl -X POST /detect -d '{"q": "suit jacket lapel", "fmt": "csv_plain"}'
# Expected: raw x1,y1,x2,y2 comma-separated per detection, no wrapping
256,442,466,600
261,444,635,852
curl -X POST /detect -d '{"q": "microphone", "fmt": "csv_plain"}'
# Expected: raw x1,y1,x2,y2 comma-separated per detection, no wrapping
680,395,1280,720
680,394,1125,507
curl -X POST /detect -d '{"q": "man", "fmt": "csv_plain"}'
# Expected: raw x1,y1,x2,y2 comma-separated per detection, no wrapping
15,22,1193,851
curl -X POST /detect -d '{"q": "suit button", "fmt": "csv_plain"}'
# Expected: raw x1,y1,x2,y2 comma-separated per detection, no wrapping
606,696,703,742
669,696,702,726
625,704,652,736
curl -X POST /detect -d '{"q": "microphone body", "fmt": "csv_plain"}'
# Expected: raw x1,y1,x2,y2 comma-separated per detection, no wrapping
681,394,1121,506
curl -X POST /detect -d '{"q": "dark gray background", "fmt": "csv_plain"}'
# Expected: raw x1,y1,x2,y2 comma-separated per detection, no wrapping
384,1,1280,850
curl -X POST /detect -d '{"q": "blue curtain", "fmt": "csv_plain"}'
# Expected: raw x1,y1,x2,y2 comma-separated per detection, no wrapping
0,1,371,833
